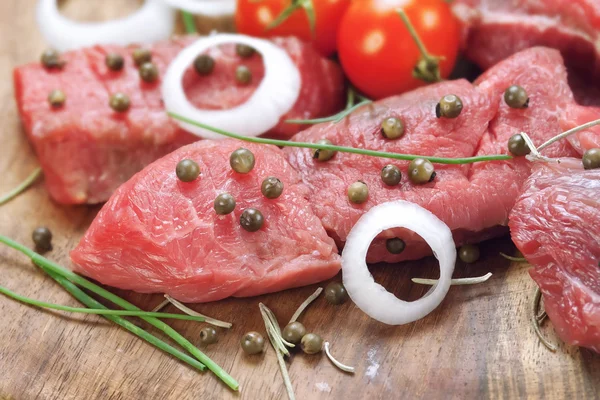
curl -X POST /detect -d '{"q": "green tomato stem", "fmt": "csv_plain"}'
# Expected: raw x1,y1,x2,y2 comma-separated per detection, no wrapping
0,235,239,391
168,112,512,165
182,11,197,34
0,167,42,206
0,284,206,322
40,266,207,372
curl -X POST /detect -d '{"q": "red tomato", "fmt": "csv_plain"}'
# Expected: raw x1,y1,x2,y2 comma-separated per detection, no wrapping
337,0,460,99
235,0,351,56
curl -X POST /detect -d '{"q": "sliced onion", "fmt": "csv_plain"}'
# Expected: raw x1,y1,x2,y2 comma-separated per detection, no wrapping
36,0,176,51
162,0,236,16
163,34,301,139
342,200,456,325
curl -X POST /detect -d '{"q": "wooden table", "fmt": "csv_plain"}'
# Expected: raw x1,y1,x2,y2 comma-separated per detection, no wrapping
0,1,598,399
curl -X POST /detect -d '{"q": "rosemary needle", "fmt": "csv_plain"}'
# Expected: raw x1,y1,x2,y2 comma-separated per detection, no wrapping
411,272,492,286
289,287,322,324
164,294,232,328
532,287,557,352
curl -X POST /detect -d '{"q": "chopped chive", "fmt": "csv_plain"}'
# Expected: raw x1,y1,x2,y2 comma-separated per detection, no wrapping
0,235,239,391
0,285,207,322
0,167,42,206
40,266,206,372
182,11,197,34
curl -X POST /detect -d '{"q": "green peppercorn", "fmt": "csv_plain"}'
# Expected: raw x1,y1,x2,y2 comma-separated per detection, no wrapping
236,44,256,58
380,117,405,139
504,85,529,109
40,49,65,69
109,93,130,112
324,282,348,305
381,165,401,186
408,158,435,184
582,148,600,170
199,326,218,345
386,238,405,254
139,62,159,83
347,181,369,204
32,227,52,252
105,53,124,71
507,134,531,156
313,139,336,162
436,94,463,118
458,244,480,264
175,159,200,182
301,333,323,354
282,322,306,345
194,54,215,76
235,65,252,85
214,193,236,215
261,177,284,199
48,89,66,108
230,148,255,174
241,331,265,355
132,48,152,67
240,208,264,232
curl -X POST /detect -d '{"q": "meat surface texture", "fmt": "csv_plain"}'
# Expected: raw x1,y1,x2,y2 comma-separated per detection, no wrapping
285,47,582,263
70,140,341,303
509,160,600,352
453,0,600,80
14,36,344,204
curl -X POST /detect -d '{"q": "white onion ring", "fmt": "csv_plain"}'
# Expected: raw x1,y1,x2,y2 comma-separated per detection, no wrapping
163,34,301,139
342,201,456,325
162,0,236,17
36,0,176,51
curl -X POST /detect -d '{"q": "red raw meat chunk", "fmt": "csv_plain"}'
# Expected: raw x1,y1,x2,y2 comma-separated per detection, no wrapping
453,0,600,80
14,36,344,204
70,140,341,303
510,160,600,353
285,47,581,263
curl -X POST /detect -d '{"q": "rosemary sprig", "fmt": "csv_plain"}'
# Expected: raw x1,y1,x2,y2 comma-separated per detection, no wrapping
0,167,42,206
0,285,207,322
411,272,492,286
168,112,512,165
165,294,232,328
532,287,557,352
324,342,355,373
0,235,239,391
181,11,197,34
259,303,296,400
151,298,170,312
39,265,207,372
289,287,322,324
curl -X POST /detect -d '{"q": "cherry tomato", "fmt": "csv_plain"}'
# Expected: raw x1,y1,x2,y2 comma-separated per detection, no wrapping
337,0,460,99
235,0,351,56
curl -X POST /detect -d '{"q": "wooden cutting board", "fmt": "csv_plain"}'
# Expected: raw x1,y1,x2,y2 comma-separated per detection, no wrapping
1,1,598,399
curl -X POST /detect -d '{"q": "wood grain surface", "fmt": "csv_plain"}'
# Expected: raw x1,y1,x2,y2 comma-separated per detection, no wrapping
0,1,599,399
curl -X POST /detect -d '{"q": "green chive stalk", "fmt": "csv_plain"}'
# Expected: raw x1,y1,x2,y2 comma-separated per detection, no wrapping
0,167,42,205
39,266,207,372
182,11,197,34
0,285,206,322
0,235,239,391
168,112,512,165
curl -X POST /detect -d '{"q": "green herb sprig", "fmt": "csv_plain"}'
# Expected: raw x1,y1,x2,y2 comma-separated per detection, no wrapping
0,235,239,391
182,11,197,34
0,167,42,206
